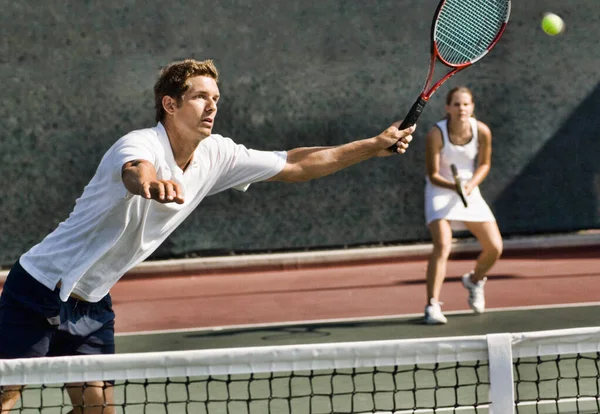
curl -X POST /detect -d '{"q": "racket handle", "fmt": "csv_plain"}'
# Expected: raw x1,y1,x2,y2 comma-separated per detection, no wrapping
450,164,468,208
388,97,428,152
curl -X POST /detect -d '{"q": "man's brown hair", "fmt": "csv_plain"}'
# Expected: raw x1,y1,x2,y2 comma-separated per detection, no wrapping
154,59,219,123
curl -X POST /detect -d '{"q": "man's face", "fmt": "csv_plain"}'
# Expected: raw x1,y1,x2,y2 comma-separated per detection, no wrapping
173,75,220,138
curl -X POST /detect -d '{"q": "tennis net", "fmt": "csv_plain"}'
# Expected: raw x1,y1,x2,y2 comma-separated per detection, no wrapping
1,327,599,413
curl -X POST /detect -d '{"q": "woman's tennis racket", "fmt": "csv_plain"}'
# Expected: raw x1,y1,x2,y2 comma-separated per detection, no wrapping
451,164,468,208
389,0,511,152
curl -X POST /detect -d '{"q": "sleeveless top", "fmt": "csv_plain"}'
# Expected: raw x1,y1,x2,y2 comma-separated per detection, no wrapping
424,118,495,226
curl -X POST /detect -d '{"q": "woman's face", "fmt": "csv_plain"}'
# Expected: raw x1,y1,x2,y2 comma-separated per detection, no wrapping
446,91,474,121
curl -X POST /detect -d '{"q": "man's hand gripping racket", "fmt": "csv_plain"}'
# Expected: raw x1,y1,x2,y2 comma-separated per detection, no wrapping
389,0,511,152
450,164,468,208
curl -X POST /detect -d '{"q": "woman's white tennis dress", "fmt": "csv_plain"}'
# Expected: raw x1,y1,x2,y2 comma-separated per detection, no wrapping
424,118,495,229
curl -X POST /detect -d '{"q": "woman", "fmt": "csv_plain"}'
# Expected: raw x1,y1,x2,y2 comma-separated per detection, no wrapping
423,86,503,324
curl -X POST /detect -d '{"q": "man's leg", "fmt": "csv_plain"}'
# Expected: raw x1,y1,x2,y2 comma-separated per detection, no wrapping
50,293,117,414
0,262,59,413
1,386,24,414
65,382,116,414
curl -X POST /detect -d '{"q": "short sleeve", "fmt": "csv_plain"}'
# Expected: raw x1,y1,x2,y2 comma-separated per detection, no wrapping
208,138,287,195
109,131,158,182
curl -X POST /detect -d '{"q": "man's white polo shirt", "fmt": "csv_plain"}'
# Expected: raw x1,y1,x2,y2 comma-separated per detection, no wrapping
19,123,286,302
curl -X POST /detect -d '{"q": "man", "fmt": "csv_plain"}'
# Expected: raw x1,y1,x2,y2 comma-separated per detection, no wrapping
0,58,415,413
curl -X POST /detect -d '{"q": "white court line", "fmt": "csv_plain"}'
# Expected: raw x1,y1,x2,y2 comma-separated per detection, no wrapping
116,301,600,337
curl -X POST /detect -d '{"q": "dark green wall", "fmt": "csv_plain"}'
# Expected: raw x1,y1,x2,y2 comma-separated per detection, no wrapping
1,0,598,265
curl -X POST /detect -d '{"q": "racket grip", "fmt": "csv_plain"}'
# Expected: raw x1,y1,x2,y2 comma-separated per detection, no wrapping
389,97,427,152
451,164,468,208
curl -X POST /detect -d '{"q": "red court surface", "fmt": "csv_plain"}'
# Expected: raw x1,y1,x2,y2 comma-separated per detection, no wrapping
109,245,600,333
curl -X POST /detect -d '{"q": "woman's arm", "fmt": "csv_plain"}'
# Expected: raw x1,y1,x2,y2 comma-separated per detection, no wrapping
425,126,456,190
464,121,492,195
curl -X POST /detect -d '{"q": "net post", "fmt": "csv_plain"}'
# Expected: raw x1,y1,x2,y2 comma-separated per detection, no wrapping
487,333,515,414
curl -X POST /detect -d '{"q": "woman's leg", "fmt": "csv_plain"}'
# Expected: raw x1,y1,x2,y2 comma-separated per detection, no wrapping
464,220,503,283
426,219,453,303
461,220,503,313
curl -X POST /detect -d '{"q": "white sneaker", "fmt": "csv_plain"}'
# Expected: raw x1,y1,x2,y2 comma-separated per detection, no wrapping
462,272,486,313
424,299,448,324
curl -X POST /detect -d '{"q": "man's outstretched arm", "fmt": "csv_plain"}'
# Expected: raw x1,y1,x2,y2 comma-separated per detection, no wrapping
269,123,415,183
122,159,185,204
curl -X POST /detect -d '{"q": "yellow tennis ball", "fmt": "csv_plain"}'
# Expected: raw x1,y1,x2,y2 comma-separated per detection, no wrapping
541,13,564,36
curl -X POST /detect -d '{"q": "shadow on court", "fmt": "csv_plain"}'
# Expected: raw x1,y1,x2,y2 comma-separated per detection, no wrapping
494,82,600,234
116,305,600,353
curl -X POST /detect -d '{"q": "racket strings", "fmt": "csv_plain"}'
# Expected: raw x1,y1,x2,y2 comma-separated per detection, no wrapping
435,0,509,65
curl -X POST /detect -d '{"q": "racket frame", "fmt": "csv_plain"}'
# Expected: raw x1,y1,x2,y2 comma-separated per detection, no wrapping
391,0,510,147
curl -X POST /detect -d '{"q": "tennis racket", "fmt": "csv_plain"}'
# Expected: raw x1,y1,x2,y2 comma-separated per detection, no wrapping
450,164,468,208
389,0,511,152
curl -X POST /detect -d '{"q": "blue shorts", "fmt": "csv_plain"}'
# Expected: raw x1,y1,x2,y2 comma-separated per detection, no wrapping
0,260,115,359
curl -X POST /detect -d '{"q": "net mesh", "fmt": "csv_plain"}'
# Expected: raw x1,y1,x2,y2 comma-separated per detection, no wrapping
1,327,599,413
514,354,600,413
434,0,510,65
3,365,490,413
